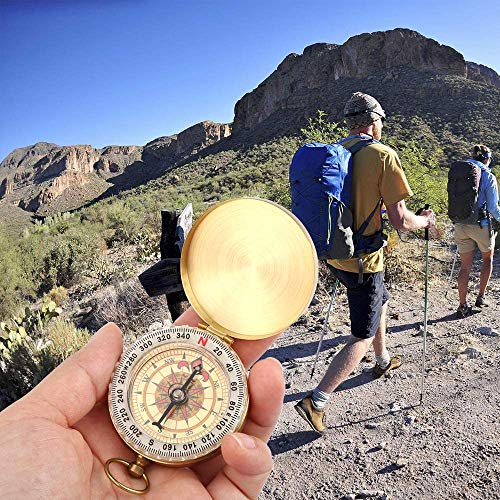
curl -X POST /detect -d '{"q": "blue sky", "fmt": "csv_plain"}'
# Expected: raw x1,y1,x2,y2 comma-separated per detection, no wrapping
1,0,499,161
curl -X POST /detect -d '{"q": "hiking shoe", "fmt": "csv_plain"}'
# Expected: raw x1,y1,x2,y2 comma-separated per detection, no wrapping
475,295,489,308
294,395,326,434
456,304,473,318
373,355,402,379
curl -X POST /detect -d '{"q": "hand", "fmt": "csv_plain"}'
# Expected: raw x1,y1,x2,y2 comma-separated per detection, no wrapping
419,209,442,239
419,209,436,229
0,310,284,499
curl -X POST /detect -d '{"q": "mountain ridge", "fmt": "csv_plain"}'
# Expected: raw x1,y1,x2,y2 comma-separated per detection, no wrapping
1,28,498,221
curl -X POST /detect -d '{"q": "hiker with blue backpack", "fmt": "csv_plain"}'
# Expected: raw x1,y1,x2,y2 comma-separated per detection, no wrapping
447,144,500,318
291,92,436,434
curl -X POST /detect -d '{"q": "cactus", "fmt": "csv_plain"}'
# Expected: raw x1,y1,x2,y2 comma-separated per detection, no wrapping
0,300,62,358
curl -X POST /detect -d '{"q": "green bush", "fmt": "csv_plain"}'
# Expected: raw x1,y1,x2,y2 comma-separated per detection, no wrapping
301,110,349,144
20,227,104,294
388,139,448,215
0,228,34,320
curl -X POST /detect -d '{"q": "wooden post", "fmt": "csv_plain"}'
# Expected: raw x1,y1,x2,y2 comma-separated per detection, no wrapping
160,209,189,321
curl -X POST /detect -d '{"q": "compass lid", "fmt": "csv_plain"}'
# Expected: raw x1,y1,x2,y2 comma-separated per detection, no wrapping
180,198,318,341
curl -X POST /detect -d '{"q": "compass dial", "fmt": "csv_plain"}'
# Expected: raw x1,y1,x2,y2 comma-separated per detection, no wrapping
109,327,248,465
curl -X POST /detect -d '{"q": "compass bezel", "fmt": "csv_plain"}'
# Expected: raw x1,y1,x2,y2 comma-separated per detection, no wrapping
108,326,249,466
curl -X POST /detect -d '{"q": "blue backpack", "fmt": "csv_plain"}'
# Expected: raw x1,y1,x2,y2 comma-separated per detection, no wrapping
290,138,384,270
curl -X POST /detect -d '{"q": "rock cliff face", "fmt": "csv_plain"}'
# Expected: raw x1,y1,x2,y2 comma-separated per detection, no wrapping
0,178,13,198
0,121,230,214
143,121,231,164
466,61,500,87
232,28,499,134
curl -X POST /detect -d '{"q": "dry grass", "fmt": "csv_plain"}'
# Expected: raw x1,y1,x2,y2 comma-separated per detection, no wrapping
0,318,91,410
93,278,171,341
44,318,91,361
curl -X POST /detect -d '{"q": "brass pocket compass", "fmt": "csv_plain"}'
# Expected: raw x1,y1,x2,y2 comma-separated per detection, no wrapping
105,198,318,494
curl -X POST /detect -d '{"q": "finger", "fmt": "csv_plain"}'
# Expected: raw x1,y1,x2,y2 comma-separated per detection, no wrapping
240,357,284,441
17,323,123,427
174,306,280,368
192,357,284,484
207,433,273,499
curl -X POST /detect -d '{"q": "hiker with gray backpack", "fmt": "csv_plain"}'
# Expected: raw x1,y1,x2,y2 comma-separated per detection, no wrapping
447,144,500,318
290,92,436,434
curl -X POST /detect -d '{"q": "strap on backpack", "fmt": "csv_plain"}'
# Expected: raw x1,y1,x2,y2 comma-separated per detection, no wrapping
336,137,384,283
352,199,384,283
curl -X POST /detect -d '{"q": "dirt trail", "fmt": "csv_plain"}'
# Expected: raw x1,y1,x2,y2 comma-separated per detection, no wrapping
262,243,499,500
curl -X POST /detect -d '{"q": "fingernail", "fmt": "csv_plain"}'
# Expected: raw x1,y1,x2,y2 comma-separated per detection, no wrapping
233,434,257,449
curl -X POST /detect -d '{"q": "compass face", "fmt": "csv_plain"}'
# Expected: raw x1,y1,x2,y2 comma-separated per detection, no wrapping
109,327,248,465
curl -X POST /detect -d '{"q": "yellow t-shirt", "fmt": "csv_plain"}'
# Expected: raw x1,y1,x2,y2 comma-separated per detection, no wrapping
328,138,413,273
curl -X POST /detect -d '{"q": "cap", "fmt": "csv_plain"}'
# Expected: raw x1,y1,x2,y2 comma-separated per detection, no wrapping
344,92,386,129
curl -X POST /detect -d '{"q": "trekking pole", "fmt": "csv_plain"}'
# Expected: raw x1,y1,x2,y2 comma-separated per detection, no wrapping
310,278,339,380
444,249,458,299
418,204,431,404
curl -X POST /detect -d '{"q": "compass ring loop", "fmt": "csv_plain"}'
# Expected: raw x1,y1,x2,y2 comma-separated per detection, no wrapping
105,458,150,495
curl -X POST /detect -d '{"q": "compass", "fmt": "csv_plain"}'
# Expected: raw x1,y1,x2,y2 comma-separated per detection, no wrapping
105,198,318,494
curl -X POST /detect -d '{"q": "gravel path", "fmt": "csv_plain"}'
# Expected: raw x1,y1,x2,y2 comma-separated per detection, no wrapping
261,243,500,500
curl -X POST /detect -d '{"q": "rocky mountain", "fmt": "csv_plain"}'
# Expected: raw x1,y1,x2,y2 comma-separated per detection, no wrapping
1,28,498,223
232,28,500,145
0,121,230,216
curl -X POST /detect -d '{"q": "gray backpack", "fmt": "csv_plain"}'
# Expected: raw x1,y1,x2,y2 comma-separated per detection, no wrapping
447,161,483,223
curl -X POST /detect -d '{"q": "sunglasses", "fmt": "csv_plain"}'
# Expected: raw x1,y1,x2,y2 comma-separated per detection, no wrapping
372,110,386,123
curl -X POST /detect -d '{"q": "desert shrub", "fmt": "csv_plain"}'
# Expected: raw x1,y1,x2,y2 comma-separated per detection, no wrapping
266,180,292,209
0,341,55,410
47,286,69,306
383,231,423,284
93,278,169,339
134,230,161,263
82,254,116,286
20,227,104,294
301,110,349,144
0,316,90,410
0,228,34,320
0,300,62,358
388,140,448,215
0,299,91,409
44,318,91,361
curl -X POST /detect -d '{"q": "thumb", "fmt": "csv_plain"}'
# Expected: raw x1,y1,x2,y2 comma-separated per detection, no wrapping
207,433,273,499
10,322,123,427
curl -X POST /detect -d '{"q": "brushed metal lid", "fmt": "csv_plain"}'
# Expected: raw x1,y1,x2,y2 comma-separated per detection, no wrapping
180,198,318,340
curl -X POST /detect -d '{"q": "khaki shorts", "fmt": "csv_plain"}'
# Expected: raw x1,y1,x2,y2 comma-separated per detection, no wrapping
455,223,495,253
